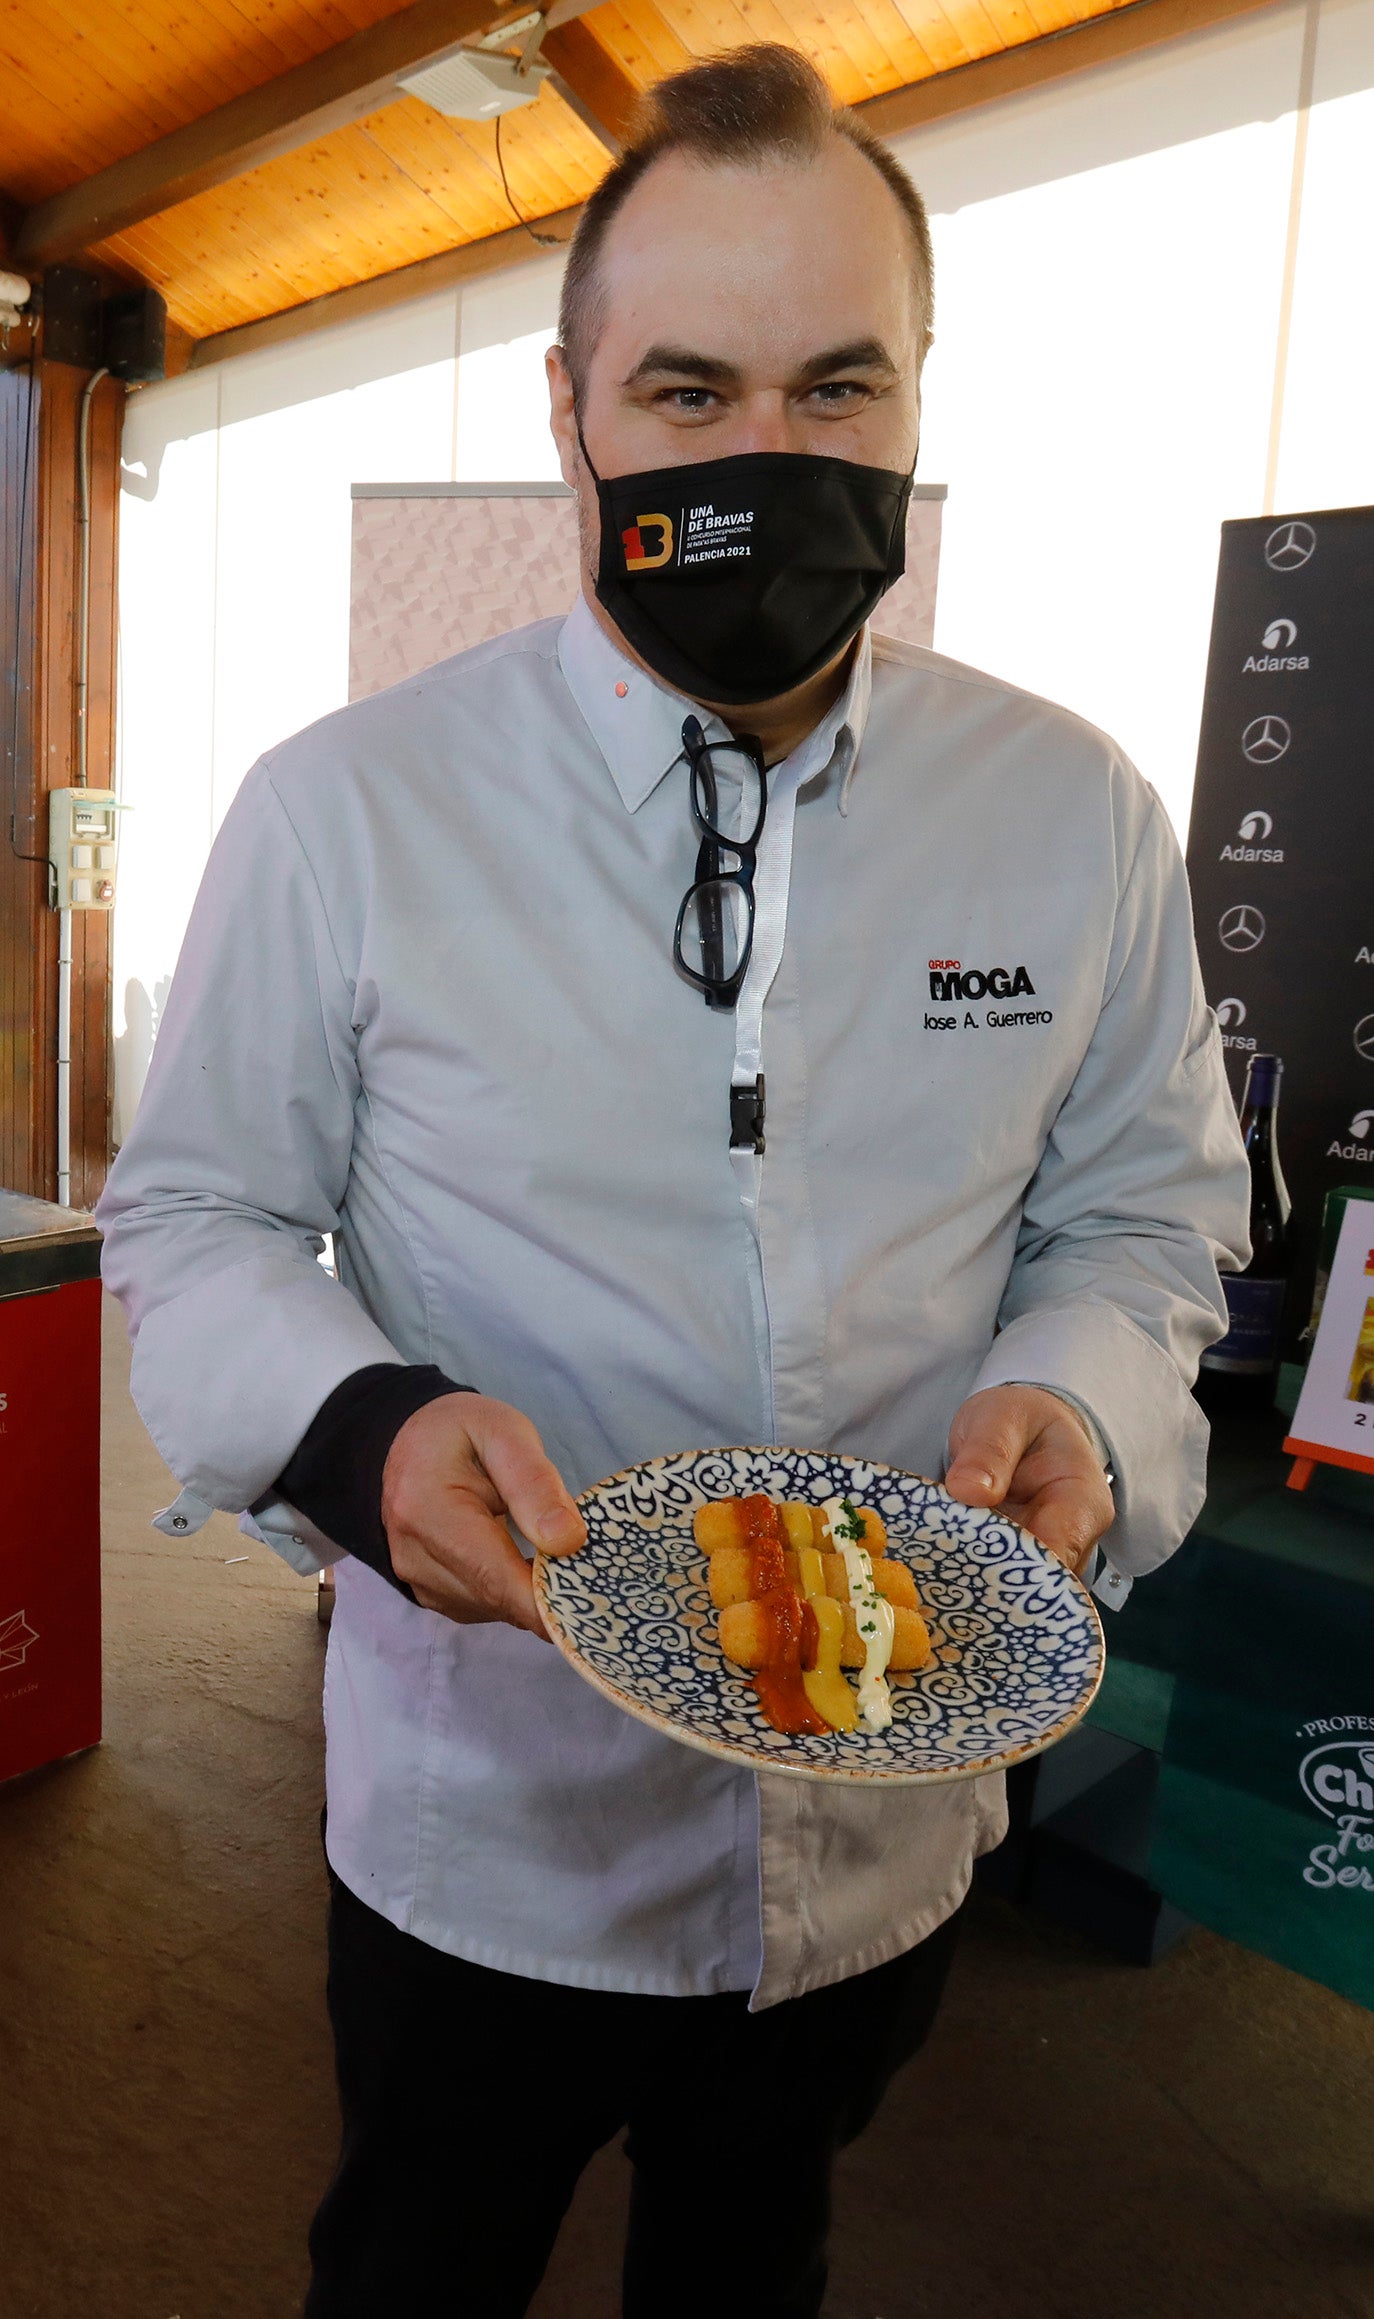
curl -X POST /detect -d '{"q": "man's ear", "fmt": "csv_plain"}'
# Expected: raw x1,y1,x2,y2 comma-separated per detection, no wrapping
546,344,580,489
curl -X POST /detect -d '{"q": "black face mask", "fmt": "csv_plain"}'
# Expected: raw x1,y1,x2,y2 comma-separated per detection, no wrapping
580,434,913,706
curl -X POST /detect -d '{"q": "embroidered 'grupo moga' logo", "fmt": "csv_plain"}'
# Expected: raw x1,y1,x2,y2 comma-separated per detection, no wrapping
621,514,675,572
928,960,1036,1002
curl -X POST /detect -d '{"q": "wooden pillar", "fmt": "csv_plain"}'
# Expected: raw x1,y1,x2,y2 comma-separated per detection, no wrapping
0,333,121,1209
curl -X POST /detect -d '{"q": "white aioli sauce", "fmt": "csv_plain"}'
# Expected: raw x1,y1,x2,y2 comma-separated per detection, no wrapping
820,1496,895,1732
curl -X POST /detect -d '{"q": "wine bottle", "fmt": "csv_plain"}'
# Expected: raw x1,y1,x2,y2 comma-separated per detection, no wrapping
1197,1052,1291,1411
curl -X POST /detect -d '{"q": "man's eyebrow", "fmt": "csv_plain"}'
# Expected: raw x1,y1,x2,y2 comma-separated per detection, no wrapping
793,339,899,385
621,339,900,392
622,346,744,389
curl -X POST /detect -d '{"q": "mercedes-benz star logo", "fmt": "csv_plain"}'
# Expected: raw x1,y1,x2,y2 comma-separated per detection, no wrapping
1355,1016,1374,1064
1265,520,1316,571
1220,905,1266,953
1242,714,1291,764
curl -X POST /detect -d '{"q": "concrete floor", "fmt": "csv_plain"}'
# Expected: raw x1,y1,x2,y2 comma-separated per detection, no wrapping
1,1295,1371,2319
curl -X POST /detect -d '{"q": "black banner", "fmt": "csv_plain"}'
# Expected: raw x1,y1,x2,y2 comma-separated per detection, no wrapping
1186,506,1374,1341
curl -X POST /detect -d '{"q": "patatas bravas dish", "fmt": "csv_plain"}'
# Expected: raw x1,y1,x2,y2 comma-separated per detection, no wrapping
694,1492,933,1737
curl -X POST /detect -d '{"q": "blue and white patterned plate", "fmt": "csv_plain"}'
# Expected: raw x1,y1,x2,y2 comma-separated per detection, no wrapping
535,1446,1105,1786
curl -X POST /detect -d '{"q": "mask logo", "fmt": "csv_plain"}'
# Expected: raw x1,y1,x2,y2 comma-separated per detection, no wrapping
621,514,675,573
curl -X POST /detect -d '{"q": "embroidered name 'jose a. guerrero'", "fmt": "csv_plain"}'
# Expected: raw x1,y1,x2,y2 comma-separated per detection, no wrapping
924,960,1053,1031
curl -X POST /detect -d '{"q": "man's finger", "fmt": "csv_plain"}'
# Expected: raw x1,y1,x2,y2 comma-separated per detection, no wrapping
396,1511,547,1641
1004,1474,1114,1574
944,1411,1028,1507
459,1397,586,1557
396,1488,551,1636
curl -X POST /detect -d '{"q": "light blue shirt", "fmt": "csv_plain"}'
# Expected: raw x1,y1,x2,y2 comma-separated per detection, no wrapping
97,598,1247,2007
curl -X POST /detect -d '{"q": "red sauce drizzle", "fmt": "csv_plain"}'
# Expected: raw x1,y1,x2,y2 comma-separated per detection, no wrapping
749,1585,829,1737
739,1493,786,1598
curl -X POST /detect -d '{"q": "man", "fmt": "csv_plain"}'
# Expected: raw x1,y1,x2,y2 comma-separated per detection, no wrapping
98,42,1247,2319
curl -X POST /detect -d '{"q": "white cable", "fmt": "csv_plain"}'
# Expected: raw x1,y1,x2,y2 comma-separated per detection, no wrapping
56,905,73,1207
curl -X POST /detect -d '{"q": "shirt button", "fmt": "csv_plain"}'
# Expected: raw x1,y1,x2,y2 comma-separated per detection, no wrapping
614,681,628,698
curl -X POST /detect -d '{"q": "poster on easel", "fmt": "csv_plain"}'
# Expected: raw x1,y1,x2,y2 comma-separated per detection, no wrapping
1285,1199,1374,1488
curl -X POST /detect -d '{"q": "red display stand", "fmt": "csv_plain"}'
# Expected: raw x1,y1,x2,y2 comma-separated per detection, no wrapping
0,1192,103,1783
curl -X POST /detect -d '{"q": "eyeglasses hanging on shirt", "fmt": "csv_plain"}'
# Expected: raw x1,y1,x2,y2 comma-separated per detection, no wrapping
673,716,768,1010
576,425,911,1011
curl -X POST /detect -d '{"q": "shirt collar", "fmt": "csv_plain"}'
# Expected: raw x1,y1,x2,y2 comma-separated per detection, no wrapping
556,591,872,815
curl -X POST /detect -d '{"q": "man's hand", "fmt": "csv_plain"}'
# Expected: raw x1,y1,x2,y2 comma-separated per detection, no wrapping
381,1392,586,1637
944,1385,1114,1578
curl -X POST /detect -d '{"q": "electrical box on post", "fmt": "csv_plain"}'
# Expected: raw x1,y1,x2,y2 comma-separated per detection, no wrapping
102,286,167,382
48,788,119,910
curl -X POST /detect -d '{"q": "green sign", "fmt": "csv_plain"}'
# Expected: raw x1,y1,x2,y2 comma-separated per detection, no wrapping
1149,1537,1374,2010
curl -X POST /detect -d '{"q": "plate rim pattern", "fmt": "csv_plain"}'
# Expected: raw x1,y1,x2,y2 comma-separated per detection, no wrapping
534,1445,1105,1787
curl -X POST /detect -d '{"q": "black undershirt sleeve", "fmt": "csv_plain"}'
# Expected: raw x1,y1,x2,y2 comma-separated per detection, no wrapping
275,1362,472,1600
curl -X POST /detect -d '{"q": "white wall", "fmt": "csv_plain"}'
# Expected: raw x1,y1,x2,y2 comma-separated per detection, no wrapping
894,0,1374,826
115,259,565,1135
114,0,1374,1135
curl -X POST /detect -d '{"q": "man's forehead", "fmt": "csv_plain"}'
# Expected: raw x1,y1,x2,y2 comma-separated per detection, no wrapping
591,144,917,360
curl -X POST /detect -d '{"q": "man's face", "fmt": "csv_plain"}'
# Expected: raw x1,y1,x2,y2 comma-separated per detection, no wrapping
548,136,924,558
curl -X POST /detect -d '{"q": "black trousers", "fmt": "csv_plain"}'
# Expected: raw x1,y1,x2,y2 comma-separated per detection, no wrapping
304,1866,962,2319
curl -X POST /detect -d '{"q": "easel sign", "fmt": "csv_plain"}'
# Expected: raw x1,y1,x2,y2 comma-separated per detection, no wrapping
1286,1198,1374,1488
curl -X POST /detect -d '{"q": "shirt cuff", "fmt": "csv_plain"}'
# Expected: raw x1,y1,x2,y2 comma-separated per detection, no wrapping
972,1302,1209,1578
274,1362,472,1598
957,1374,1132,1609
997,1380,1111,1471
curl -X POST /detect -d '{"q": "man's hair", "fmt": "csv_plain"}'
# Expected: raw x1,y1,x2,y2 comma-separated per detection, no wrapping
557,43,934,405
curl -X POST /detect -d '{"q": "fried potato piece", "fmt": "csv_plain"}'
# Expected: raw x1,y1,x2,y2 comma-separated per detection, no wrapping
839,1604,931,1671
720,1600,931,1673
718,1599,787,1669
712,1545,918,1612
708,1545,757,1610
786,1548,917,1609
694,1501,745,1553
861,1554,915,1609
841,1506,888,1555
786,1502,887,1555
696,1496,889,1557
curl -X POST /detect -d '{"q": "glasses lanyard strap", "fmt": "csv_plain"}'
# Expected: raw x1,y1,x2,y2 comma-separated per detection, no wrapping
731,753,805,1104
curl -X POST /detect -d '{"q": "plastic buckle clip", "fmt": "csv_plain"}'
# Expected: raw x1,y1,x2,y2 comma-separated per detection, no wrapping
730,1075,766,1155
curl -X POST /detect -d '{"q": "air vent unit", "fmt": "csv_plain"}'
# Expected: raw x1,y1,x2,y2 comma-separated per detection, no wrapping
399,48,549,119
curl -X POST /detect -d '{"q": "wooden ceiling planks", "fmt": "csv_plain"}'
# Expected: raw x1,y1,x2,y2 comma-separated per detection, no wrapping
571,0,693,89
2,0,1177,350
568,0,1123,117
0,0,416,201
85,86,610,338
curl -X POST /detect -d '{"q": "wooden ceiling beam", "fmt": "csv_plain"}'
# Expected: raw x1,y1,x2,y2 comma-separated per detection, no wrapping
10,0,598,271
541,20,644,153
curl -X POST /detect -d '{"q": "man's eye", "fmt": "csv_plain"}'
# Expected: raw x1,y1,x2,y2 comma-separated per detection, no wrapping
658,387,716,414
808,381,869,409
